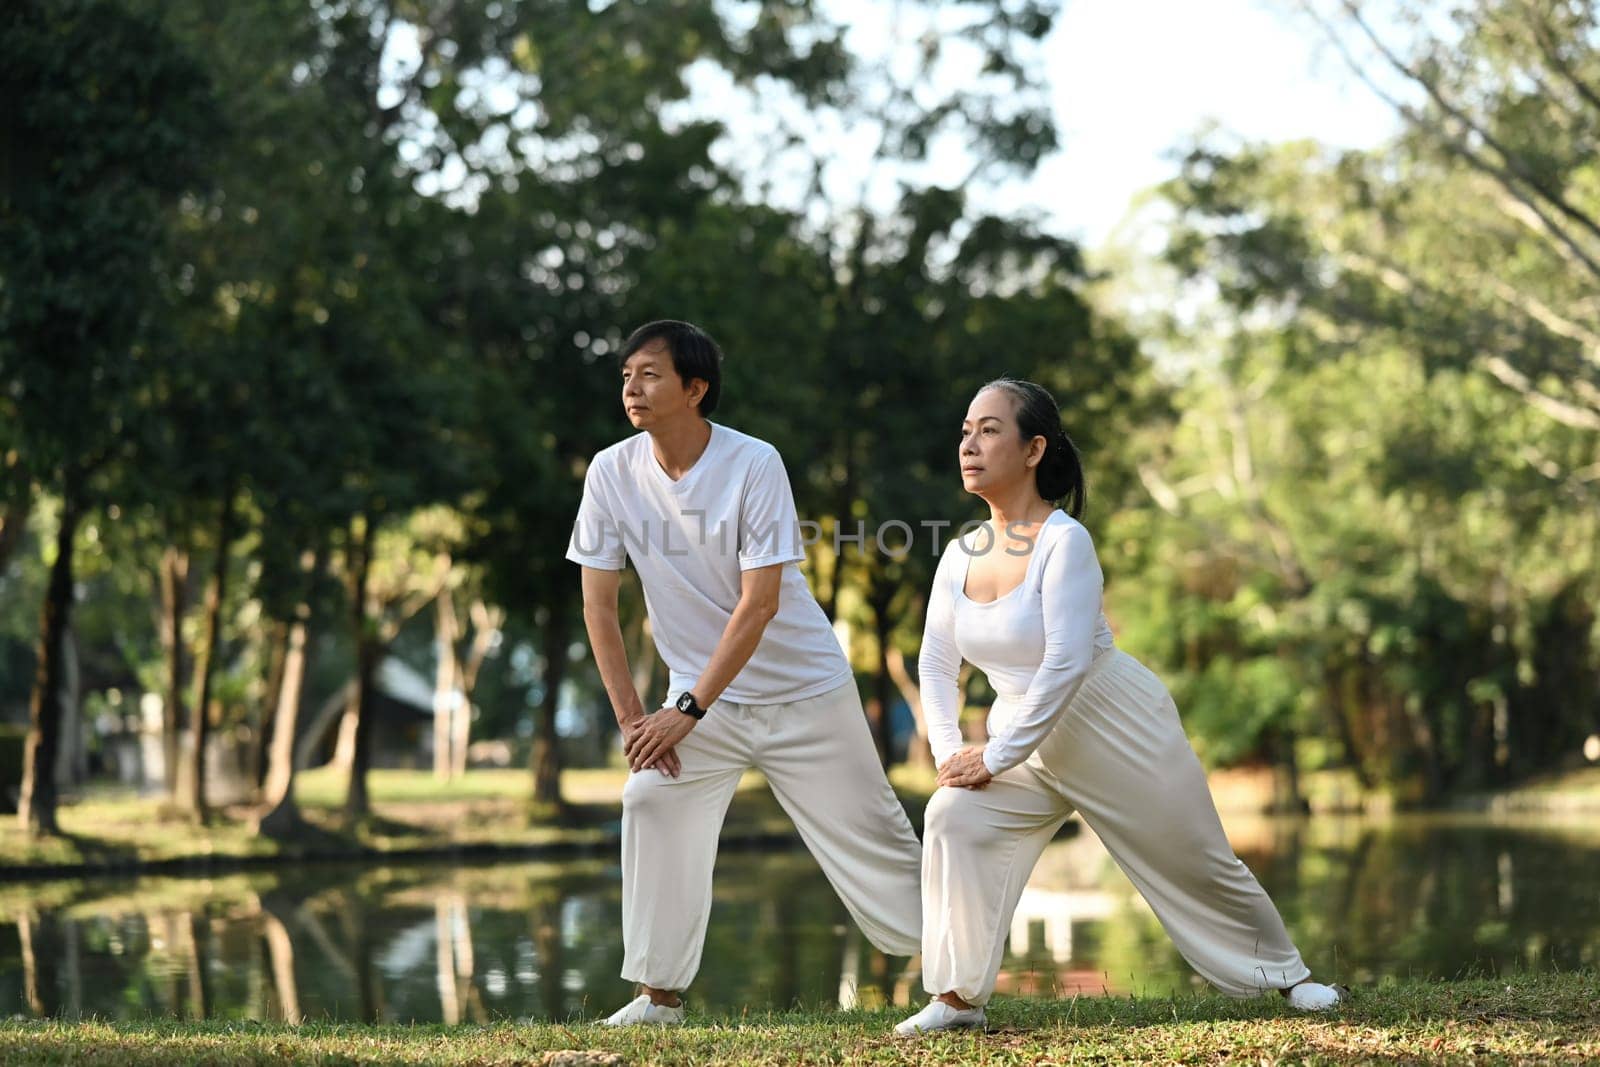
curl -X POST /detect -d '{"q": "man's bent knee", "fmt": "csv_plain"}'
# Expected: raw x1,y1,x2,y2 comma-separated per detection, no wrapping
621,769,671,816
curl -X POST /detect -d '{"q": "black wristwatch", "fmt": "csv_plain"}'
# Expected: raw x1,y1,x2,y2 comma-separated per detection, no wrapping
675,691,708,720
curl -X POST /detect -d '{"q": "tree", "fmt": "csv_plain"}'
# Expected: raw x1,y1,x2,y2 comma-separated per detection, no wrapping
1290,0,1600,430
0,0,218,833
1087,1,1600,801
1137,108,1600,797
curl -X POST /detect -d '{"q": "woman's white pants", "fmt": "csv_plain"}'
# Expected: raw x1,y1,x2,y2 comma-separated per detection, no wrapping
921,649,1312,1006
620,681,923,991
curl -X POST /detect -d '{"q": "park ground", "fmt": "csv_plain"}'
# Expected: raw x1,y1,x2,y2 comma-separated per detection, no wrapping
5,761,1600,875
0,763,939,875
3,767,1598,1063
0,971,1596,1064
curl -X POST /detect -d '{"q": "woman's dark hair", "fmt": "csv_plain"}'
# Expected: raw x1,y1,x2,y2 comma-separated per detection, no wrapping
979,378,1087,518
619,320,725,416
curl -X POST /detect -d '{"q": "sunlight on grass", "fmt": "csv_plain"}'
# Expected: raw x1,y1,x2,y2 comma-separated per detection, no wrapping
0,972,1595,1065
0,766,926,871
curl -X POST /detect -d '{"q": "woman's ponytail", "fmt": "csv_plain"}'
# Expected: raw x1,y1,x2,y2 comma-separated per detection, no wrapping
979,378,1087,519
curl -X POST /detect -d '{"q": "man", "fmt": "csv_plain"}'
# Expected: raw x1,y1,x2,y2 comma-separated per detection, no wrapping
566,319,922,1025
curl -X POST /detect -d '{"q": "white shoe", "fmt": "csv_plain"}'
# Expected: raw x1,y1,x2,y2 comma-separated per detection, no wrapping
1285,981,1345,1012
600,993,685,1026
894,998,986,1036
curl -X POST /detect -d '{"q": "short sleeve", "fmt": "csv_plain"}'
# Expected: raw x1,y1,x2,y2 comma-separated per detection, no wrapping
737,448,805,570
565,460,626,570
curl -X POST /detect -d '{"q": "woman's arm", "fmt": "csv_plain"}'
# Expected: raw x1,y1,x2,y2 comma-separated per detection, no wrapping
981,522,1103,776
919,546,967,768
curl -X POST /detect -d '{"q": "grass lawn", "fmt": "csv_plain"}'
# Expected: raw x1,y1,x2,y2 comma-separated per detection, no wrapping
0,972,1594,1064
1470,764,1600,811
0,765,939,874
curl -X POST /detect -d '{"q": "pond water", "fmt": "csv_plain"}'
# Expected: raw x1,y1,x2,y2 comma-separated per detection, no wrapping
2,814,1598,1022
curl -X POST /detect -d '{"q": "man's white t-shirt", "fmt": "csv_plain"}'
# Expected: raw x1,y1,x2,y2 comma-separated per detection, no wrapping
565,422,852,705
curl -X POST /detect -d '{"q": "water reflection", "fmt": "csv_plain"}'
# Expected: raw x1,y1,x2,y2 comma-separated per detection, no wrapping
2,815,1598,1022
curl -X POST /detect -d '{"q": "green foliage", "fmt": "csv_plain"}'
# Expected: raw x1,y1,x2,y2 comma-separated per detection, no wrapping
10,0,1595,819
0,0,219,493
1110,0,1600,793
0,0,1116,811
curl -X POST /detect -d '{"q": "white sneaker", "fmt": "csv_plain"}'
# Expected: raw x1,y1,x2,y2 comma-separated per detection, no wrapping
600,993,685,1026
894,998,986,1036
1285,981,1346,1012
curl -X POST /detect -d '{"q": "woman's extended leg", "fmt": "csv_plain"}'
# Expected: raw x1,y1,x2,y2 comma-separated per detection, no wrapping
1033,651,1334,1002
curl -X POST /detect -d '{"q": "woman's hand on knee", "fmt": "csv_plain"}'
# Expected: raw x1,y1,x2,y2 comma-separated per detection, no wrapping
937,747,993,790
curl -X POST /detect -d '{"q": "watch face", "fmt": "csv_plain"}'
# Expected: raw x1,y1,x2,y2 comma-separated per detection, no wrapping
677,693,693,712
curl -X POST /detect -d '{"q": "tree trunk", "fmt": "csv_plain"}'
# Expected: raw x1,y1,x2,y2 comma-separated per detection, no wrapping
870,585,895,767
1405,692,1445,805
183,911,208,1019
1266,725,1308,814
159,544,190,799
344,518,379,821
259,905,301,1024
345,639,382,820
62,912,81,1019
17,911,54,1015
58,626,83,789
18,497,81,835
252,619,290,792
531,604,572,806
354,900,383,1023
885,644,933,769
255,594,312,837
1324,663,1374,791
529,898,564,1020
435,894,461,1025
432,589,459,781
0,491,28,574
455,600,502,779
186,490,236,822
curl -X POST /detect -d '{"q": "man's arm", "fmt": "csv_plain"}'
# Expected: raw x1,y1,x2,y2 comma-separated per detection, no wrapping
580,565,680,777
686,563,782,708
624,563,783,772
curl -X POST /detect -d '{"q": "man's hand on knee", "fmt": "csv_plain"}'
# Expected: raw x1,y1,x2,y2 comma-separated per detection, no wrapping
625,705,692,776
620,711,681,778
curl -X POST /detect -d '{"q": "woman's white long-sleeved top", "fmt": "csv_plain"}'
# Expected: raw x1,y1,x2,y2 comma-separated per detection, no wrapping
918,510,1115,776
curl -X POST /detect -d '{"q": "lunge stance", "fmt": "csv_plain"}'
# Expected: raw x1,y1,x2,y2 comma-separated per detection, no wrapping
567,320,922,1026
897,378,1343,1035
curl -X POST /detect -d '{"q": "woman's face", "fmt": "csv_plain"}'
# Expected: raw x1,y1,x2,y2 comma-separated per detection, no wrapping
959,388,1045,498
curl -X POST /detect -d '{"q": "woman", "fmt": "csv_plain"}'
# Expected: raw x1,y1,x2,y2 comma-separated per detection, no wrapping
896,378,1343,1036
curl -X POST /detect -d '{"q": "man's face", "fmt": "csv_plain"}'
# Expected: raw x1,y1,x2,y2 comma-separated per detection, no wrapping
621,343,704,429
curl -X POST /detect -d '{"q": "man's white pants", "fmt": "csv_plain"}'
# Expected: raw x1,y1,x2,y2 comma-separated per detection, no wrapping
620,681,923,991
922,649,1312,1006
